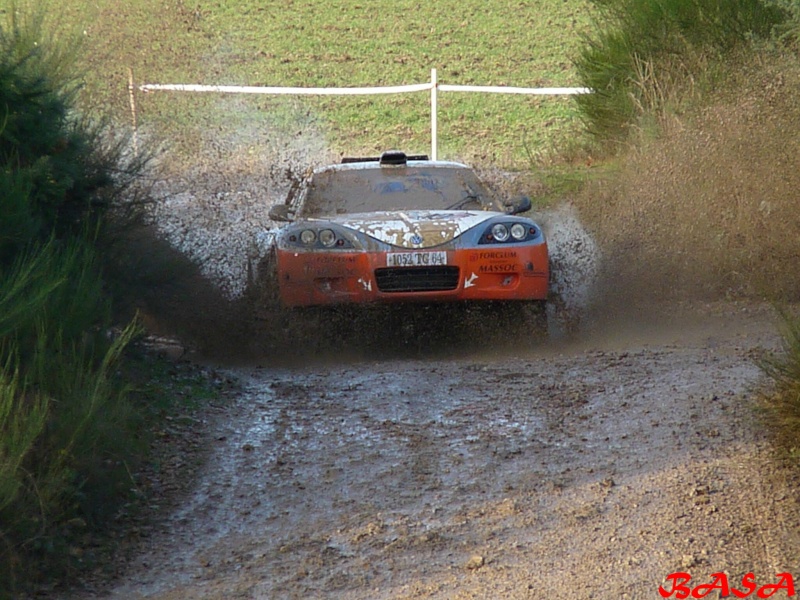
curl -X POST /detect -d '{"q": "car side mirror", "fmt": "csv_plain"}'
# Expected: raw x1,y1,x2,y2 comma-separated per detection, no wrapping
505,195,532,215
268,204,293,222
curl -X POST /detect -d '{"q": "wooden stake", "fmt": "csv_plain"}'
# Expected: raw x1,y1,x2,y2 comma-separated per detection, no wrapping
128,68,139,156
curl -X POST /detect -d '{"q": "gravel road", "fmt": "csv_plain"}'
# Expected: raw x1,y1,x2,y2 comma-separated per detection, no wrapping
68,300,800,600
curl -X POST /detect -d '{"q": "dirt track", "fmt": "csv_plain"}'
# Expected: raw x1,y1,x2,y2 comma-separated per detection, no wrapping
64,301,800,600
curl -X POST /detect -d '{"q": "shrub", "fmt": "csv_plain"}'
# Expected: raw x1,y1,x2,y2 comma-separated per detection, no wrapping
575,0,787,143
0,360,49,516
0,2,149,595
771,0,800,46
0,238,144,593
573,50,800,301
0,1,149,265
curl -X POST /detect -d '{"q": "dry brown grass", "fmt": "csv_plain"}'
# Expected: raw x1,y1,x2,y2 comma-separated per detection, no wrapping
753,305,800,460
575,52,800,305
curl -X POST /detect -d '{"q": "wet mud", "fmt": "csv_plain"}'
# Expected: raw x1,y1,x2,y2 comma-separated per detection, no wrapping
53,300,800,600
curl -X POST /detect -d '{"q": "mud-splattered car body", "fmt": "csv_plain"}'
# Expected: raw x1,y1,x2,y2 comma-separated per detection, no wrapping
268,151,548,310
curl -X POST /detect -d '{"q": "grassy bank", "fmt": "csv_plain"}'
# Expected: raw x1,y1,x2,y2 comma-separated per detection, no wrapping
62,0,593,169
565,0,800,461
0,3,163,595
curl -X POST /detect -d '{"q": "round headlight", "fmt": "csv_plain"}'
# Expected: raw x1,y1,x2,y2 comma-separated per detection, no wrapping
319,229,336,247
300,229,317,245
491,223,510,242
510,223,527,241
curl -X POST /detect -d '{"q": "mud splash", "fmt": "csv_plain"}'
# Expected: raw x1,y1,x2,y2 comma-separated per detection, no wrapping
147,116,334,299
537,203,599,330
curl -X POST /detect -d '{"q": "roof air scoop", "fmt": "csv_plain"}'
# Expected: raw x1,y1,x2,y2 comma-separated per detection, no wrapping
379,150,408,166
341,151,429,165
379,151,429,166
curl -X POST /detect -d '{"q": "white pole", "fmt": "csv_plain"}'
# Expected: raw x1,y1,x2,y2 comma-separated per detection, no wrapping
431,68,438,161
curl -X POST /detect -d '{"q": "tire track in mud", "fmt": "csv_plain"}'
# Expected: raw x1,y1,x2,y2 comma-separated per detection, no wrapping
87,303,800,600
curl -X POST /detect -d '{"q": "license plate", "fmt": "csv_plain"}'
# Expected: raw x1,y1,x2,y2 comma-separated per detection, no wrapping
386,251,448,267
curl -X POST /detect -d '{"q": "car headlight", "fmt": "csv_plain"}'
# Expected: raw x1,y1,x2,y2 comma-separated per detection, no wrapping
281,224,359,250
300,229,317,245
319,229,336,247
510,223,527,241
491,223,510,242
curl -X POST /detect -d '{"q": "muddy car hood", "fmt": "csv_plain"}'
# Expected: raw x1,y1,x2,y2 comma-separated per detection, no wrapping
322,210,500,249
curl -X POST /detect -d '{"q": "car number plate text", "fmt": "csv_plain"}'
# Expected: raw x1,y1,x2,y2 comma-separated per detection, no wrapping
386,251,447,267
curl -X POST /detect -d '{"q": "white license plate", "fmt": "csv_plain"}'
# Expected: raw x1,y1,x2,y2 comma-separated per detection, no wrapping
386,251,448,267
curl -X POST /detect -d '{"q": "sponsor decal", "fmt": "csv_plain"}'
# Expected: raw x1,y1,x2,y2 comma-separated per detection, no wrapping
474,251,518,261
303,265,357,276
308,255,358,264
478,263,518,273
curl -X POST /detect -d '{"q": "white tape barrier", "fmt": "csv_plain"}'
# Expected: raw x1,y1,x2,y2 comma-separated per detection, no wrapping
137,69,591,160
440,85,590,95
139,83,434,95
138,83,590,96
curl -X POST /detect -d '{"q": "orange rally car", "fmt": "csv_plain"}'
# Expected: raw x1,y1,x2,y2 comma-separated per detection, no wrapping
266,151,549,319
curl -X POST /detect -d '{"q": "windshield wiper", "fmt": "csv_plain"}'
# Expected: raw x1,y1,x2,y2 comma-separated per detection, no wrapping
446,194,482,210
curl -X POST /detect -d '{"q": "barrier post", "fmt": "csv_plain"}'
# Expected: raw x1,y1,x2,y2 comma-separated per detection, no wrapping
128,68,139,156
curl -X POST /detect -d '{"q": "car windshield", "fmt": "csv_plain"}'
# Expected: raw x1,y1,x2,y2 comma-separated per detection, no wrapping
298,165,499,218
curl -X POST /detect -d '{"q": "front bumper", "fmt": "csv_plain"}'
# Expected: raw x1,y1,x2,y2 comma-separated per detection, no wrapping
275,245,549,308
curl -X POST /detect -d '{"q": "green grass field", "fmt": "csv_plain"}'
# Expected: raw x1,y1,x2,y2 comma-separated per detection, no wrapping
63,0,593,168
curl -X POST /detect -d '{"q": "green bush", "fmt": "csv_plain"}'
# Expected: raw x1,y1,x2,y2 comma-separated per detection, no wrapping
575,0,787,142
0,3,150,595
772,0,800,47
0,239,144,593
0,1,148,264
0,359,49,516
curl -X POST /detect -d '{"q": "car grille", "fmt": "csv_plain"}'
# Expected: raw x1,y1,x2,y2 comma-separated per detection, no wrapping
374,266,460,293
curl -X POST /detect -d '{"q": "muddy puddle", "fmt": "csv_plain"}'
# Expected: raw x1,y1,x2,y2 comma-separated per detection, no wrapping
71,300,800,600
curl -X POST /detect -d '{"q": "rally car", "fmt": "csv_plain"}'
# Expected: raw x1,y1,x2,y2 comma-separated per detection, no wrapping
265,151,549,323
